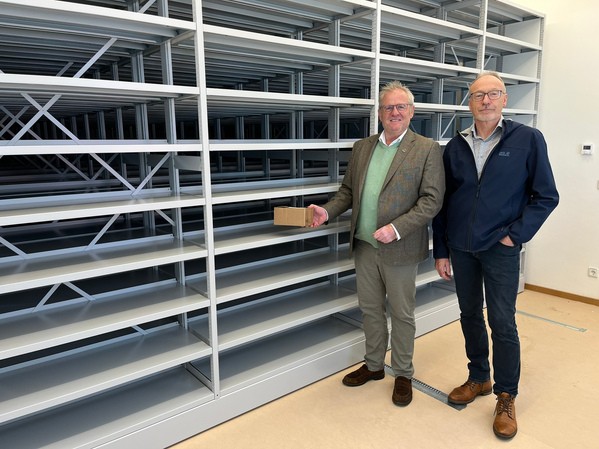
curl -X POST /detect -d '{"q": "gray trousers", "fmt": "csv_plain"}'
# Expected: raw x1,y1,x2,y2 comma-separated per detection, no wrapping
354,240,418,378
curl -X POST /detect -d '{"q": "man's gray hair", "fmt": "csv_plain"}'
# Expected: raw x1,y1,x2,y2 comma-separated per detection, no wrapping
471,71,506,91
379,80,415,105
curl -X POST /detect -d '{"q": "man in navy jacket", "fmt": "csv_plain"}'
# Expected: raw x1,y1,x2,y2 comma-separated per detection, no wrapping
433,71,558,439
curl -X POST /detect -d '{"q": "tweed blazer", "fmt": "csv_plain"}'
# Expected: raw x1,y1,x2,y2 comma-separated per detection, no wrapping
323,129,445,266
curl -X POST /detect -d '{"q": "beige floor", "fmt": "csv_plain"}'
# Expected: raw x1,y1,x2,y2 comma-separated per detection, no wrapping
172,291,599,449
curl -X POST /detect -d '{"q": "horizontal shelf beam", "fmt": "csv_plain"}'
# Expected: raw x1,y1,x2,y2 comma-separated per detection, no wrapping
0,193,204,226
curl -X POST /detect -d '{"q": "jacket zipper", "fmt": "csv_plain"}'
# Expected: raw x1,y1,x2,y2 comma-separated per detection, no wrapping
461,131,506,251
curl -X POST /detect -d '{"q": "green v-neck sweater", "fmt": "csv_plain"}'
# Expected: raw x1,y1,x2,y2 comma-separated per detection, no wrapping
355,140,400,248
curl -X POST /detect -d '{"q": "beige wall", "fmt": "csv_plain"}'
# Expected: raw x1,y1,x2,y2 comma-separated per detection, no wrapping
512,0,599,301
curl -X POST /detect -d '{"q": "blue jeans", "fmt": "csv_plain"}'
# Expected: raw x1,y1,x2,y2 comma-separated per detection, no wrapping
450,242,521,396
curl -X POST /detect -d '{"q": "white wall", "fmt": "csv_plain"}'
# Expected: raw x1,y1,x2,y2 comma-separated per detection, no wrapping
513,0,599,301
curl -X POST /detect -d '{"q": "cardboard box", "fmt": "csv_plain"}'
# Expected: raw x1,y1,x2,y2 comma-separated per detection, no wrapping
273,206,314,227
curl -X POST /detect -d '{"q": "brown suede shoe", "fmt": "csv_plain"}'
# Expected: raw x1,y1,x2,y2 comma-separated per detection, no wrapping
493,393,517,439
392,376,412,406
342,364,385,387
448,379,492,405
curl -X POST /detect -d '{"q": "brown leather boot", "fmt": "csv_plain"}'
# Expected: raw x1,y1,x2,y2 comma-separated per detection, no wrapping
493,393,517,439
342,364,385,386
448,379,492,404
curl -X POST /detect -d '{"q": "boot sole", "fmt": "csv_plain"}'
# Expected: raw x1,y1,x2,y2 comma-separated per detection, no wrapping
447,389,493,405
493,427,517,439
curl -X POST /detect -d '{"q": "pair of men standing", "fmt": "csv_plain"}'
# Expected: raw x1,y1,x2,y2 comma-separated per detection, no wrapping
309,72,559,439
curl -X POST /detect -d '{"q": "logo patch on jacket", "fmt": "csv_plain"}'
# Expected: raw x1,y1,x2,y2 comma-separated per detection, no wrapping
498,151,511,157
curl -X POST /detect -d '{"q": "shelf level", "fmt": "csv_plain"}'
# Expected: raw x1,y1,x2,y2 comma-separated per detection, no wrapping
0,193,204,226
190,282,358,351
0,238,207,295
0,326,211,424
189,247,354,304
192,315,364,395
0,367,213,449
0,282,209,360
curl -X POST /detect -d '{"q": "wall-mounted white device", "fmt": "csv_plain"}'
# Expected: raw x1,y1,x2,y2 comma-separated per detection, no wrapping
581,143,594,155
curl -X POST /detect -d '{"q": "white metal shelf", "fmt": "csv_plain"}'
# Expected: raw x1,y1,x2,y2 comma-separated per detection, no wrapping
208,139,354,151
488,0,544,24
211,177,341,204
192,316,364,395
379,53,480,79
0,282,209,360
204,24,375,66
484,32,541,53
0,326,210,424
210,217,350,255
206,88,373,114
190,247,355,304
0,0,195,42
0,193,204,226
0,367,213,449
190,282,359,351
1,141,203,155
0,74,199,98
0,238,207,295
380,3,482,43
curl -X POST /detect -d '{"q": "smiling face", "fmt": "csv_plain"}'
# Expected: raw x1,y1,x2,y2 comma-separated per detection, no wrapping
378,88,414,142
468,74,508,126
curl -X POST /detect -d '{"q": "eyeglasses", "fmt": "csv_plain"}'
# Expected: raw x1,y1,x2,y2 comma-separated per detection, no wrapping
380,103,411,113
469,90,504,102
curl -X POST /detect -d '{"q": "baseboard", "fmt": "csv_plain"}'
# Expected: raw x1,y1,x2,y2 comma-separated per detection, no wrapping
524,284,599,306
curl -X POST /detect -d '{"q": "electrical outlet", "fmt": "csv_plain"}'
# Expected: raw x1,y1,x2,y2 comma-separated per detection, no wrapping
589,267,599,278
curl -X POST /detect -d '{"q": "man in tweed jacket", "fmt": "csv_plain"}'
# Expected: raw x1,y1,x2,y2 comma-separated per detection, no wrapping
309,81,445,406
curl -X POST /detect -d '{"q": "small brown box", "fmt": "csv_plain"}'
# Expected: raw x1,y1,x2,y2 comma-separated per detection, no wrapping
273,206,314,227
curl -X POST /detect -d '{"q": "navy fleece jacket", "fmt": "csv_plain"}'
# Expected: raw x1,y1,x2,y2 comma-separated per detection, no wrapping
433,119,559,258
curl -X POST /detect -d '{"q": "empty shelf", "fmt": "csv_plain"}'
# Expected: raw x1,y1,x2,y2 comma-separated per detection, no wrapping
0,282,209,360
190,247,354,304
0,326,211,424
192,316,364,395
0,238,207,295
0,367,213,449
190,282,358,351
0,193,204,226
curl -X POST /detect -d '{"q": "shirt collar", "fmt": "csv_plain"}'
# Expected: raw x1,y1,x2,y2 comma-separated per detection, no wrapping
462,116,505,139
379,128,408,147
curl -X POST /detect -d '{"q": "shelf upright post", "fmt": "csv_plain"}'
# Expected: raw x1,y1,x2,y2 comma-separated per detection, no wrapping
327,18,342,267
234,82,245,172
291,47,303,179
93,70,107,140
192,0,220,398
130,48,156,233
533,16,545,128
261,78,271,179
477,0,489,72
158,0,187,300
371,0,382,136
110,62,125,140
431,7,448,142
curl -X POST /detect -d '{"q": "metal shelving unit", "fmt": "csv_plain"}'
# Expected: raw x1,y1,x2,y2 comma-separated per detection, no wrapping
0,0,543,447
